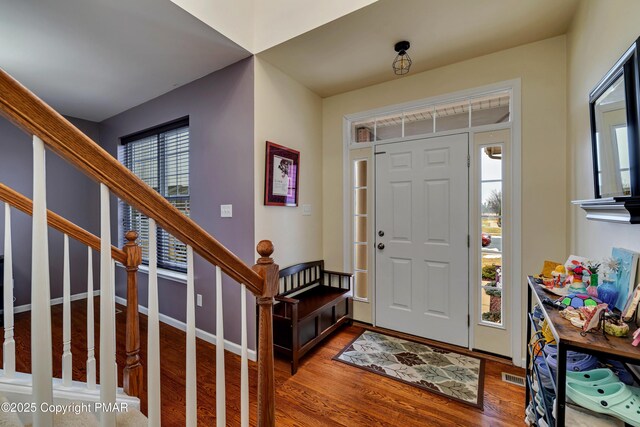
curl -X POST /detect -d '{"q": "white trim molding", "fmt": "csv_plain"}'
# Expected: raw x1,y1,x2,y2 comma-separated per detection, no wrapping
342,78,523,366
12,291,256,362
114,296,257,361
118,263,188,284
13,290,101,315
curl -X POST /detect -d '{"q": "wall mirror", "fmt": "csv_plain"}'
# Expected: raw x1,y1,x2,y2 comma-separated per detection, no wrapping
590,38,640,199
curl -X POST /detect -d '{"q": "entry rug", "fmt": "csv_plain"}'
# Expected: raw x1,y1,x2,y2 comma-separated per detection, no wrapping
333,330,485,409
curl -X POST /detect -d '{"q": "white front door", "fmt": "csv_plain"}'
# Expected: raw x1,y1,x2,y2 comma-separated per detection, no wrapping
375,133,469,347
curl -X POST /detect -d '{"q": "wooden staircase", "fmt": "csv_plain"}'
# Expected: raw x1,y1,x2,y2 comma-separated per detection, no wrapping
0,68,278,426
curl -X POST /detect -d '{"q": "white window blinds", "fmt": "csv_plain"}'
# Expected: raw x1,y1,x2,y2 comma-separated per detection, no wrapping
119,118,190,272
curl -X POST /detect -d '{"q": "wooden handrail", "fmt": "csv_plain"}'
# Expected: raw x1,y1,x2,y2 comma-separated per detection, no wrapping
0,68,264,296
0,183,126,264
0,182,144,401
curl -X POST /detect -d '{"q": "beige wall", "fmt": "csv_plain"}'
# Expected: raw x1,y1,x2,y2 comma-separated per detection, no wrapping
322,37,567,352
171,0,254,51
253,0,378,53
567,1,640,259
323,36,567,272
254,58,324,268
172,0,378,53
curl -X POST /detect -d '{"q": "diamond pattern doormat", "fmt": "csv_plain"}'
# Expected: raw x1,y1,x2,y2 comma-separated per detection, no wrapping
333,330,485,409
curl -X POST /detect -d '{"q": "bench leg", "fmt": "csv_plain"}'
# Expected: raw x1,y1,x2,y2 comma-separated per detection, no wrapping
291,352,299,375
291,319,299,375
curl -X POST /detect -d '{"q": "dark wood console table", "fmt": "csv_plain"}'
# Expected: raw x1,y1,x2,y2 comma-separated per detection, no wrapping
526,276,640,426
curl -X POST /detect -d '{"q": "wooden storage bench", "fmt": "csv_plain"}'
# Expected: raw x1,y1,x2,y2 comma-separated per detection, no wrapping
272,260,352,374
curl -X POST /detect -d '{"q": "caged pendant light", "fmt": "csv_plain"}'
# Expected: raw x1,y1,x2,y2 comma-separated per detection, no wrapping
392,41,412,75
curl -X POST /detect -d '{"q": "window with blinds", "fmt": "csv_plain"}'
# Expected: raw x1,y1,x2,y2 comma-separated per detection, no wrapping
119,117,190,272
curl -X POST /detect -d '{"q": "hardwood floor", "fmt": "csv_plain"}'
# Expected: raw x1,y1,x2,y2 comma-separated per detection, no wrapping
4,299,525,426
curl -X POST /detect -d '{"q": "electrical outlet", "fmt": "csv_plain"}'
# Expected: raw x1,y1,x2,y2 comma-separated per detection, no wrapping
196,294,203,307
220,204,232,218
302,204,312,216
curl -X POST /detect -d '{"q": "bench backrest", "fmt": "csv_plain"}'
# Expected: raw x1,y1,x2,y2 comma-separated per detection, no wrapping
278,260,324,296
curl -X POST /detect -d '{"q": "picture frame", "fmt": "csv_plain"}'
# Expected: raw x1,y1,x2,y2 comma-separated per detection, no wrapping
622,283,640,322
264,141,300,206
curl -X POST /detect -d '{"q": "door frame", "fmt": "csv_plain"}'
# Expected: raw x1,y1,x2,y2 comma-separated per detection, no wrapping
342,79,523,367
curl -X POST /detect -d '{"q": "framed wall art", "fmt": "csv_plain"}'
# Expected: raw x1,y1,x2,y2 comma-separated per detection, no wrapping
264,141,300,206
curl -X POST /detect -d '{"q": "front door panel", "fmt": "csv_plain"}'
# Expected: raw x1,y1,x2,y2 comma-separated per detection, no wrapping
375,133,469,347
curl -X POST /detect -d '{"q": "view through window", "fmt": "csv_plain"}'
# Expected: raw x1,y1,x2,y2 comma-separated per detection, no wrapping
119,119,190,272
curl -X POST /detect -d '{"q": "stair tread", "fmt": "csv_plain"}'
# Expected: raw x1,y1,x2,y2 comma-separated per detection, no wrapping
0,395,22,427
0,394,147,427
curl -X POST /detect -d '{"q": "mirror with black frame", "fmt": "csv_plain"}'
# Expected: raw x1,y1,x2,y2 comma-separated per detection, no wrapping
590,38,640,199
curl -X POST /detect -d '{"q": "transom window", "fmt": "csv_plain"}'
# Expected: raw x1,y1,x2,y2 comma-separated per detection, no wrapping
350,90,511,144
119,117,190,272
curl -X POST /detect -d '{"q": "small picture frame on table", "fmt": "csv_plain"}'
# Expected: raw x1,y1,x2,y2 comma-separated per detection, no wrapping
264,141,300,207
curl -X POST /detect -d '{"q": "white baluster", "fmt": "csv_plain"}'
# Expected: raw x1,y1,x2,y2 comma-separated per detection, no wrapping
31,135,53,426
216,266,226,427
186,246,196,427
3,203,15,378
62,234,72,387
99,184,116,427
147,218,161,426
111,259,117,390
87,247,96,390
241,284,248,427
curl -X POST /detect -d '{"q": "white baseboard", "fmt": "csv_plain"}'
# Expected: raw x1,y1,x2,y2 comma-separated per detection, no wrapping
12,291,257,361
114,296,257,361
13,290,101,314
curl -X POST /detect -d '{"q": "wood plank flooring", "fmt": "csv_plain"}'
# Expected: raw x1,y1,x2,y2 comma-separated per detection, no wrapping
4,299,525,426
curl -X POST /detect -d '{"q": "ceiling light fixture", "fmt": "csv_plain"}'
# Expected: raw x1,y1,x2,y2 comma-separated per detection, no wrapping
392,41,412,75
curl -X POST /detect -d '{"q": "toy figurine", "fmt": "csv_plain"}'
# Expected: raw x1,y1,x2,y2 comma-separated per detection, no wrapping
565,260,590,293
551,265,566,287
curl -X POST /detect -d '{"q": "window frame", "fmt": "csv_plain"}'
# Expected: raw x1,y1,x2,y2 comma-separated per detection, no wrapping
119,116,190,273
342,79,523,365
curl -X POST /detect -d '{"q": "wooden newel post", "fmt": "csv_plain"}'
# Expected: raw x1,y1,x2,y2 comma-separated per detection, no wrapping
252,240,279,427
123,230,143,398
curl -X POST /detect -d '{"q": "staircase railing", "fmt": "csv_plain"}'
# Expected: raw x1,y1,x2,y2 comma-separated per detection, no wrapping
0,68,277,426
0,183,144,398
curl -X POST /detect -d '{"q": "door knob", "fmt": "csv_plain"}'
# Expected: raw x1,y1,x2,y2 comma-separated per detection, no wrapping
378,230,385,237
377,243,385,250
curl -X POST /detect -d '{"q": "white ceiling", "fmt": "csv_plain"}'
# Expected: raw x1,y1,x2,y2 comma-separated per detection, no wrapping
258,0,581,97
170,0,378,54
0,0,582,121
0,0,250,122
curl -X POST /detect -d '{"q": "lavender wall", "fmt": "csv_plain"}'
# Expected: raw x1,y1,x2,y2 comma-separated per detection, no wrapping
99,57,256,349
0,116,101,306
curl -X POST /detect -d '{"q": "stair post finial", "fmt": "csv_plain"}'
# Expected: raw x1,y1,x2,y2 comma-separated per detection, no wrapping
256,240,274,265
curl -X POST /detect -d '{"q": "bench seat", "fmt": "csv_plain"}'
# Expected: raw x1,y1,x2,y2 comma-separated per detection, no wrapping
270,260,352,374
273,285,350,320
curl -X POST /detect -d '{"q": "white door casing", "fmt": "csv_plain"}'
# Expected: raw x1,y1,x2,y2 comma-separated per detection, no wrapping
375,133,469,347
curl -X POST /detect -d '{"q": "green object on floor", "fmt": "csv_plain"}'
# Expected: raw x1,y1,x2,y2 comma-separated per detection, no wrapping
566,368,619,387
567,381,640,427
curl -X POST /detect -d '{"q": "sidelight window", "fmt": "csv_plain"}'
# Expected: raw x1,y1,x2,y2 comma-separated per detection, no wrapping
353,159,369,301
479,142,504,326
